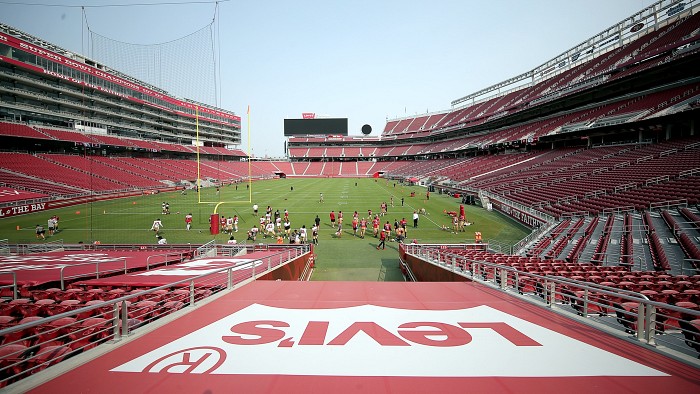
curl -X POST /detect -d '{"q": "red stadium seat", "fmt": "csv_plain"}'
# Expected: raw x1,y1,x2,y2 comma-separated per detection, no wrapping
28,345,72,374
640,289,659,301
73,288,106,303
31,288,61,301
145,289,170,303
194,288,213,301
679,319,700,354
572,290,608,316
55,288,82,302
0,316,17,331
1,316,43,346
104,289,126,300
0,299,31,318
0,344,29,387
14,301,44,318
129,301,158,321
34,299,56,317
162,301,185,315
675,281,694,292
44,300,82,317
170,289,190,303
125,289,147,302
76,300,114,320
69,318,112,352
681,290,700,304
659,290,680,305
118,318,143,334
36,317,77,345
662,302,699,331
615,302,640,334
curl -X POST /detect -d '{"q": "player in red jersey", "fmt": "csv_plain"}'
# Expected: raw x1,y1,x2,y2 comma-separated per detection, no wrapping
377,227,387,250
359,217,368,239
383,221,392,237
185,213,193,231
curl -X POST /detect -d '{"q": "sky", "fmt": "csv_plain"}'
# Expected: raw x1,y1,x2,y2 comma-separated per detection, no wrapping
0,0,659,157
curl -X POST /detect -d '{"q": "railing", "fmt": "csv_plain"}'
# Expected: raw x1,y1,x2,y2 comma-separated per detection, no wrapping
685,141,700,150
560,210,590,218
0,184,183,211
681,258,700,276
0,195,52,209
216,244,247,257
58,258,128,290
584,189,607,198
145,251,189,270
0,239,8,256
0,270,17,299
402,244,700,364
299,252,315,281
614,182,637,193
479,190,555,224
23,239,64,255
513,222,557,255
645,175,669,185
636,154,654,163
602,205,635,215
678,167,700,178
194,239,217,258
557,195,578,204
649,199,688,210
659,148,678,157
400,258,417,282
0,245,311,388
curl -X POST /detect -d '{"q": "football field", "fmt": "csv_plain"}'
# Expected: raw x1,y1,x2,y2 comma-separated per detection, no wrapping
0,178,530,281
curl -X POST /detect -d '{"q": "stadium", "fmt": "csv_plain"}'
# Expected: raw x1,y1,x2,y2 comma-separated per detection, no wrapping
0,0,699,392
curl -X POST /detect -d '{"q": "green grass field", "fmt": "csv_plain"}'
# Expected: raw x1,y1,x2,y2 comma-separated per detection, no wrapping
0,178,530,281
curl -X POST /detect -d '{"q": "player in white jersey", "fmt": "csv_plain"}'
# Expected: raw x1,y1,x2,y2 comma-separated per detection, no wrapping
151,219,164,235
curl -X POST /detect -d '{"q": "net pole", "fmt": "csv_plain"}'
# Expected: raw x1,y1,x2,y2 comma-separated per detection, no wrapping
247,105,252,202
196,106,201,203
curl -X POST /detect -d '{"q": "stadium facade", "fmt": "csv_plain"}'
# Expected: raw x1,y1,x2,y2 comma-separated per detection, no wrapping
288,0,699,161
0,22,241,155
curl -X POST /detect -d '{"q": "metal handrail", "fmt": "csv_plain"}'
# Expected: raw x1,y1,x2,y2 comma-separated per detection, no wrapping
59,257,128,290
402,243,700,358
0,247,310,341
0,239,9,256
194,239,217,258
145,252,187,270
0,270,17,299
0,242,355,386
23,239,64,255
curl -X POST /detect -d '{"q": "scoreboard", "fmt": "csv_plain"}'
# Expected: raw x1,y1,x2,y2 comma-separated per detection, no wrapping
284,118,348,136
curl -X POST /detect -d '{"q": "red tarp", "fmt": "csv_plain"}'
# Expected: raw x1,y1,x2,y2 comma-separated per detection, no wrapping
0,251,182,287
73,252,283,288
0,187,48,204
